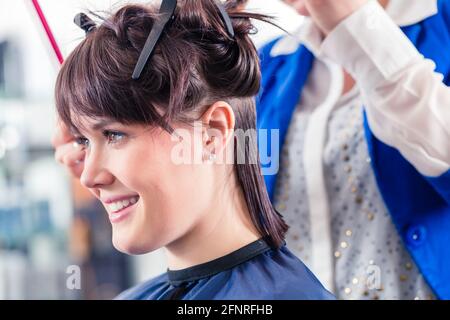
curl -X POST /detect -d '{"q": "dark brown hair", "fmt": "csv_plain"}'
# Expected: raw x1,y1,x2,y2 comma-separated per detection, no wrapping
55,0,288,247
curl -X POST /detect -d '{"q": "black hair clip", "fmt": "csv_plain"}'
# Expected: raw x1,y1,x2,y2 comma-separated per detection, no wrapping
132,0,235,80
215,0,235,38
132,0,177,80
74,13,96,35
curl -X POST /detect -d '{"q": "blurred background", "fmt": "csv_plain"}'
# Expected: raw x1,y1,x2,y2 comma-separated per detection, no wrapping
0,0,302,300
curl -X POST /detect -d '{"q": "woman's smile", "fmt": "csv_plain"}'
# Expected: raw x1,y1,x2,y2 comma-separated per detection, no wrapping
102,194,141,224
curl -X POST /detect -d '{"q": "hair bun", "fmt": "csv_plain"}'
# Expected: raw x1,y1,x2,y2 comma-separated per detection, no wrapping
107,5,156,48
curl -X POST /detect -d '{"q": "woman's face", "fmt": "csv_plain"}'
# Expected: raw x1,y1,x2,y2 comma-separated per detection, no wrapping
74,116,215,255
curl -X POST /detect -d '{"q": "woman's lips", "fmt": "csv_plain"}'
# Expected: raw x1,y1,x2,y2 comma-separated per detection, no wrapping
104,196,140,224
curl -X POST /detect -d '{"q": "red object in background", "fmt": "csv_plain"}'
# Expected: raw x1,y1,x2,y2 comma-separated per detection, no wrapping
31,0,64,65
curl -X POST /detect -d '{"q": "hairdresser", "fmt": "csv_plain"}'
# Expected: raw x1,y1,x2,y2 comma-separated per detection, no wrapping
257,0,450,299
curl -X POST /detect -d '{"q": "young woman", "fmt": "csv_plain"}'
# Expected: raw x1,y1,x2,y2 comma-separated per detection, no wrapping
54,0,334,300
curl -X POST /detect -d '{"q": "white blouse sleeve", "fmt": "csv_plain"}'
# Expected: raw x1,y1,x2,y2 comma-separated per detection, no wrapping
320,0,450,177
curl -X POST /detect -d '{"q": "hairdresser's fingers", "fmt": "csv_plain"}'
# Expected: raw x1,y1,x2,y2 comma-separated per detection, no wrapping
67,161,85,180
54,142,85,166
54,142,71,164
54,142,85,179
52,120,74,148
55,143,85,166
63,145,85,167
284,0,310,16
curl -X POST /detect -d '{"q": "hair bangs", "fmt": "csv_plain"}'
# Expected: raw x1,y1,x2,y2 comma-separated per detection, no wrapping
55,29,164,134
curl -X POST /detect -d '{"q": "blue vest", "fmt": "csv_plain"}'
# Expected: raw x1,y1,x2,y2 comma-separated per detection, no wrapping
256,0,450,299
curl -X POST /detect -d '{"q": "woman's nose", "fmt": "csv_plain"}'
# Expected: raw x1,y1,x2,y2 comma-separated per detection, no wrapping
80,151,114,189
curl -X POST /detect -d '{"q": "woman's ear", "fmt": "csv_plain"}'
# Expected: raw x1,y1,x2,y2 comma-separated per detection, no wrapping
200,101,236,162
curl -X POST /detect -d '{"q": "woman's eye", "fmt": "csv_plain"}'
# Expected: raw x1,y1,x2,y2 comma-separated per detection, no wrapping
104,131,126,144
75,137,89,148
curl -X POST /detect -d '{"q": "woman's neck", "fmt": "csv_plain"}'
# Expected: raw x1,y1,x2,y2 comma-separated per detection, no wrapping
164,173,261,271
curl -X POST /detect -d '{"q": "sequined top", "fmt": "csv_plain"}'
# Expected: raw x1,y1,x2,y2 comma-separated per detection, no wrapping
273,63,435,300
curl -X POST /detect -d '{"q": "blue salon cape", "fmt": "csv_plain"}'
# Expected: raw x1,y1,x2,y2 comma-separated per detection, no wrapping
116,239,334,300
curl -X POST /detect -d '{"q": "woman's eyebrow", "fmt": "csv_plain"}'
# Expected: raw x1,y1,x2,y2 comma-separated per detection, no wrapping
69,119,113,136
91,119,116,131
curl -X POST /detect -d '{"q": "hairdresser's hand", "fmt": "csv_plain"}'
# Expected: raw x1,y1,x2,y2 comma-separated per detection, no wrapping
52,120,85,179
285,0,369,35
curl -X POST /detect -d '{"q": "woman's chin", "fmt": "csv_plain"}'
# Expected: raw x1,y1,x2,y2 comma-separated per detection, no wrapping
112,233,155,255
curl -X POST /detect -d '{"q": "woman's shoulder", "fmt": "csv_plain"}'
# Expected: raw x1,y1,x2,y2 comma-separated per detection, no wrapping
115,272,169,300
230,245,335,300
114,244,334,300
